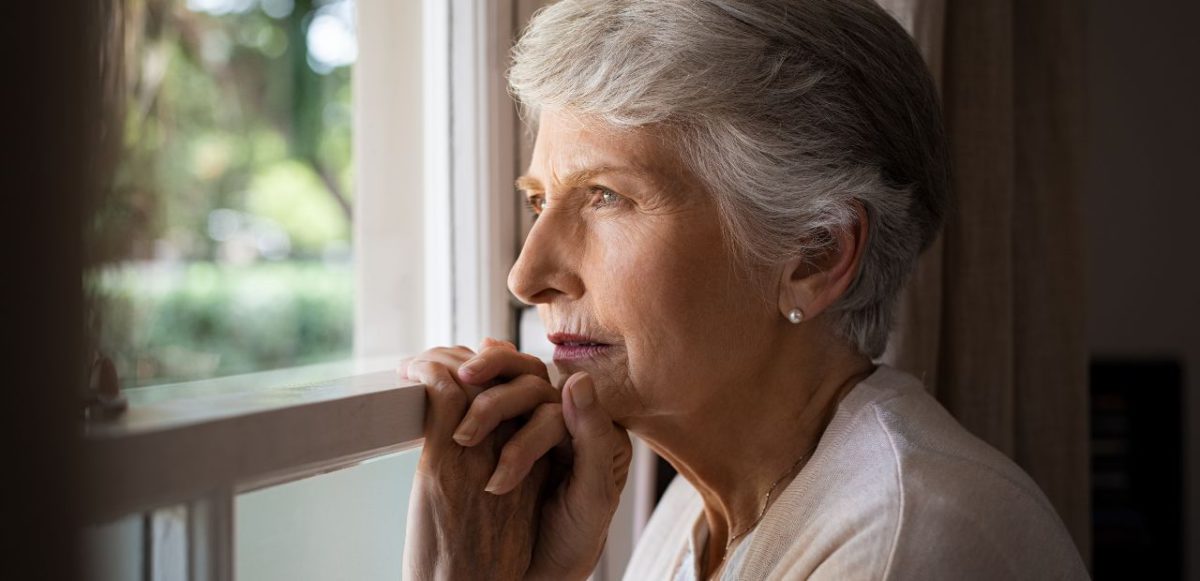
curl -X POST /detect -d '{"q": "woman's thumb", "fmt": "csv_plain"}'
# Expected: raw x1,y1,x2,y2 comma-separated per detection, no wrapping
562,373,622,504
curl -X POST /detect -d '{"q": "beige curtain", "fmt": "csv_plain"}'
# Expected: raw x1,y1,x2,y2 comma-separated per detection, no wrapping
878,0,1091,564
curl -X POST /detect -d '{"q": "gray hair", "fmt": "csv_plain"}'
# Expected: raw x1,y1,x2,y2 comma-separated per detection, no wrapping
509,0,949,358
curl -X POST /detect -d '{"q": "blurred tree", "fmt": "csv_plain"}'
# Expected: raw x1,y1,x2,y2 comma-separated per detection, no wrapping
94,0,353,265
88,0,357,386
286,0,352,219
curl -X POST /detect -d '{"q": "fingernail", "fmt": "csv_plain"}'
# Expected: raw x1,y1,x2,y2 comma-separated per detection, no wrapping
485,465,511,494
571,375,594,409
452,418,477,444
460,358,482,377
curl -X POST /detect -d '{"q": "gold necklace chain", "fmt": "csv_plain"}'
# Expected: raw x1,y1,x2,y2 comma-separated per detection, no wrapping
712,367,873,576
723,450,812,554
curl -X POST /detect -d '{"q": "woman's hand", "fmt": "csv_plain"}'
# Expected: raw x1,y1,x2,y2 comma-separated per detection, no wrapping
399,344,553,581
453,340,633,581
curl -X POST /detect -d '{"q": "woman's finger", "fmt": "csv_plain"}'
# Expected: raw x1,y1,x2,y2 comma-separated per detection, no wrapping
459,345,550,385
479,337,517,351
561,372,632,510
453,374,560,446
399,347,474,378
399,347,481,396
407,360,468,454
485,403,567,495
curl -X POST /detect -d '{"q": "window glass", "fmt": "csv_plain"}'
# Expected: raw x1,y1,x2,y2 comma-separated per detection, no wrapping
236,449,420,580
89,0,357,387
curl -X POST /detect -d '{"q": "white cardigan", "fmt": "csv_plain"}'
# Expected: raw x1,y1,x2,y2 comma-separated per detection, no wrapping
623,366,1089,580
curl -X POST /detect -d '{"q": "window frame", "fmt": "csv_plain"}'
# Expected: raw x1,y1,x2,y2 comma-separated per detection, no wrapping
84,1,655,579
83,361,426,580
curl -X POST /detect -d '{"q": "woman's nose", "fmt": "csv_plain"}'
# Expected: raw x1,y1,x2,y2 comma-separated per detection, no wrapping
507,213,584,305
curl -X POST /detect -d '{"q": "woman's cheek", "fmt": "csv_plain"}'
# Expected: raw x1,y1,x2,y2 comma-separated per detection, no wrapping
592,279,689,417
584,212,722,417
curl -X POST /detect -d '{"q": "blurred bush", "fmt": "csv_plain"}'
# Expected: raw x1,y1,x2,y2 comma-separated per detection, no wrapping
90,261,353,387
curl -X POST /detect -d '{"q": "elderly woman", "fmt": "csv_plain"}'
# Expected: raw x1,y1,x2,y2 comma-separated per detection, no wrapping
400,0,1089,579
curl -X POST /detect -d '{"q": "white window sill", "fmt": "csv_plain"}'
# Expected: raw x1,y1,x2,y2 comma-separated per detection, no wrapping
83,357,423,526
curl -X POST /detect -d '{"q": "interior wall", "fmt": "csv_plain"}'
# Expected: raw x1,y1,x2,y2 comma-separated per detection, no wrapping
353,0,427,357
1083,1,1200,579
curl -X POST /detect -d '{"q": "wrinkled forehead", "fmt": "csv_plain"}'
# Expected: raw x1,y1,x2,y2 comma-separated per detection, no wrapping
524,109,691,192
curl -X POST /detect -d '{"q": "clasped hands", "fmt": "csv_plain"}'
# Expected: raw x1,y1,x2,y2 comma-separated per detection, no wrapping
400,338,632,581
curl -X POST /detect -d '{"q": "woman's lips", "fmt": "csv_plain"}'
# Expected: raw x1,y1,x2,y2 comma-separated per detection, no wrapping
548,332,614,361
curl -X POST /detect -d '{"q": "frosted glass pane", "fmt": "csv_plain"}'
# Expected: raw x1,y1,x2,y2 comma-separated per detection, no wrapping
236,448,420,581
149,506,187,581
82,514,143,581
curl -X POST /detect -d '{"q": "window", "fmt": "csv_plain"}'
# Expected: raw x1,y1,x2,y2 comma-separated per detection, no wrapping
89,0,357,388
83,2,653,579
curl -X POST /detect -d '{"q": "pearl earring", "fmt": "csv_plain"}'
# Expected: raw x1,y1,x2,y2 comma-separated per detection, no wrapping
787,308,804,324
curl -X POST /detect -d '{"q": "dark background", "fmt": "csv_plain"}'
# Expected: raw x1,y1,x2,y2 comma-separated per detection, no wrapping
1084,0,1200,578
2,1,92,578
3,0,1199,578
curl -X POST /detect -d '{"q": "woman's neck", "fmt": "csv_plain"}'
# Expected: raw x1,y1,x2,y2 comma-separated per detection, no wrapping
633,337,875,577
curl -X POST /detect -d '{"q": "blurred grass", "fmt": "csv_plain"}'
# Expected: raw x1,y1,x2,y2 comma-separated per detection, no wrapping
89,261,353,388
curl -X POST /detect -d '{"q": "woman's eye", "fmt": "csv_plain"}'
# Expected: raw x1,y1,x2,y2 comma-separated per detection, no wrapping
525,195,546,216
593,187,623,208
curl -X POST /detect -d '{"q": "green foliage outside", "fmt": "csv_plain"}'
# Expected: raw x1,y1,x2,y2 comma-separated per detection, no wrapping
90,0,358,388
92,262,353,387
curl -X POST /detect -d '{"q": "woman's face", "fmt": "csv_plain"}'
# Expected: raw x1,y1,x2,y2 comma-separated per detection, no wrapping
509,110,781,427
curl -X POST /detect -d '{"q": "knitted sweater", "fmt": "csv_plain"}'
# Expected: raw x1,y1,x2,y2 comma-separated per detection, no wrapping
623,366,1090,580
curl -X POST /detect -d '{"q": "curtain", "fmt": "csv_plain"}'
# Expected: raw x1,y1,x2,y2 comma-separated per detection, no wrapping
879,0,1091,564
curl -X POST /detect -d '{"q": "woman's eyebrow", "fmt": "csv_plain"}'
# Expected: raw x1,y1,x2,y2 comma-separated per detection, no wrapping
515,175,543,192
515,165,648,192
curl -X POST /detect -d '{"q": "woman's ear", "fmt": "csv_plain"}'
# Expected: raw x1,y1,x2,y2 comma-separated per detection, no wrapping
776,202,870,323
